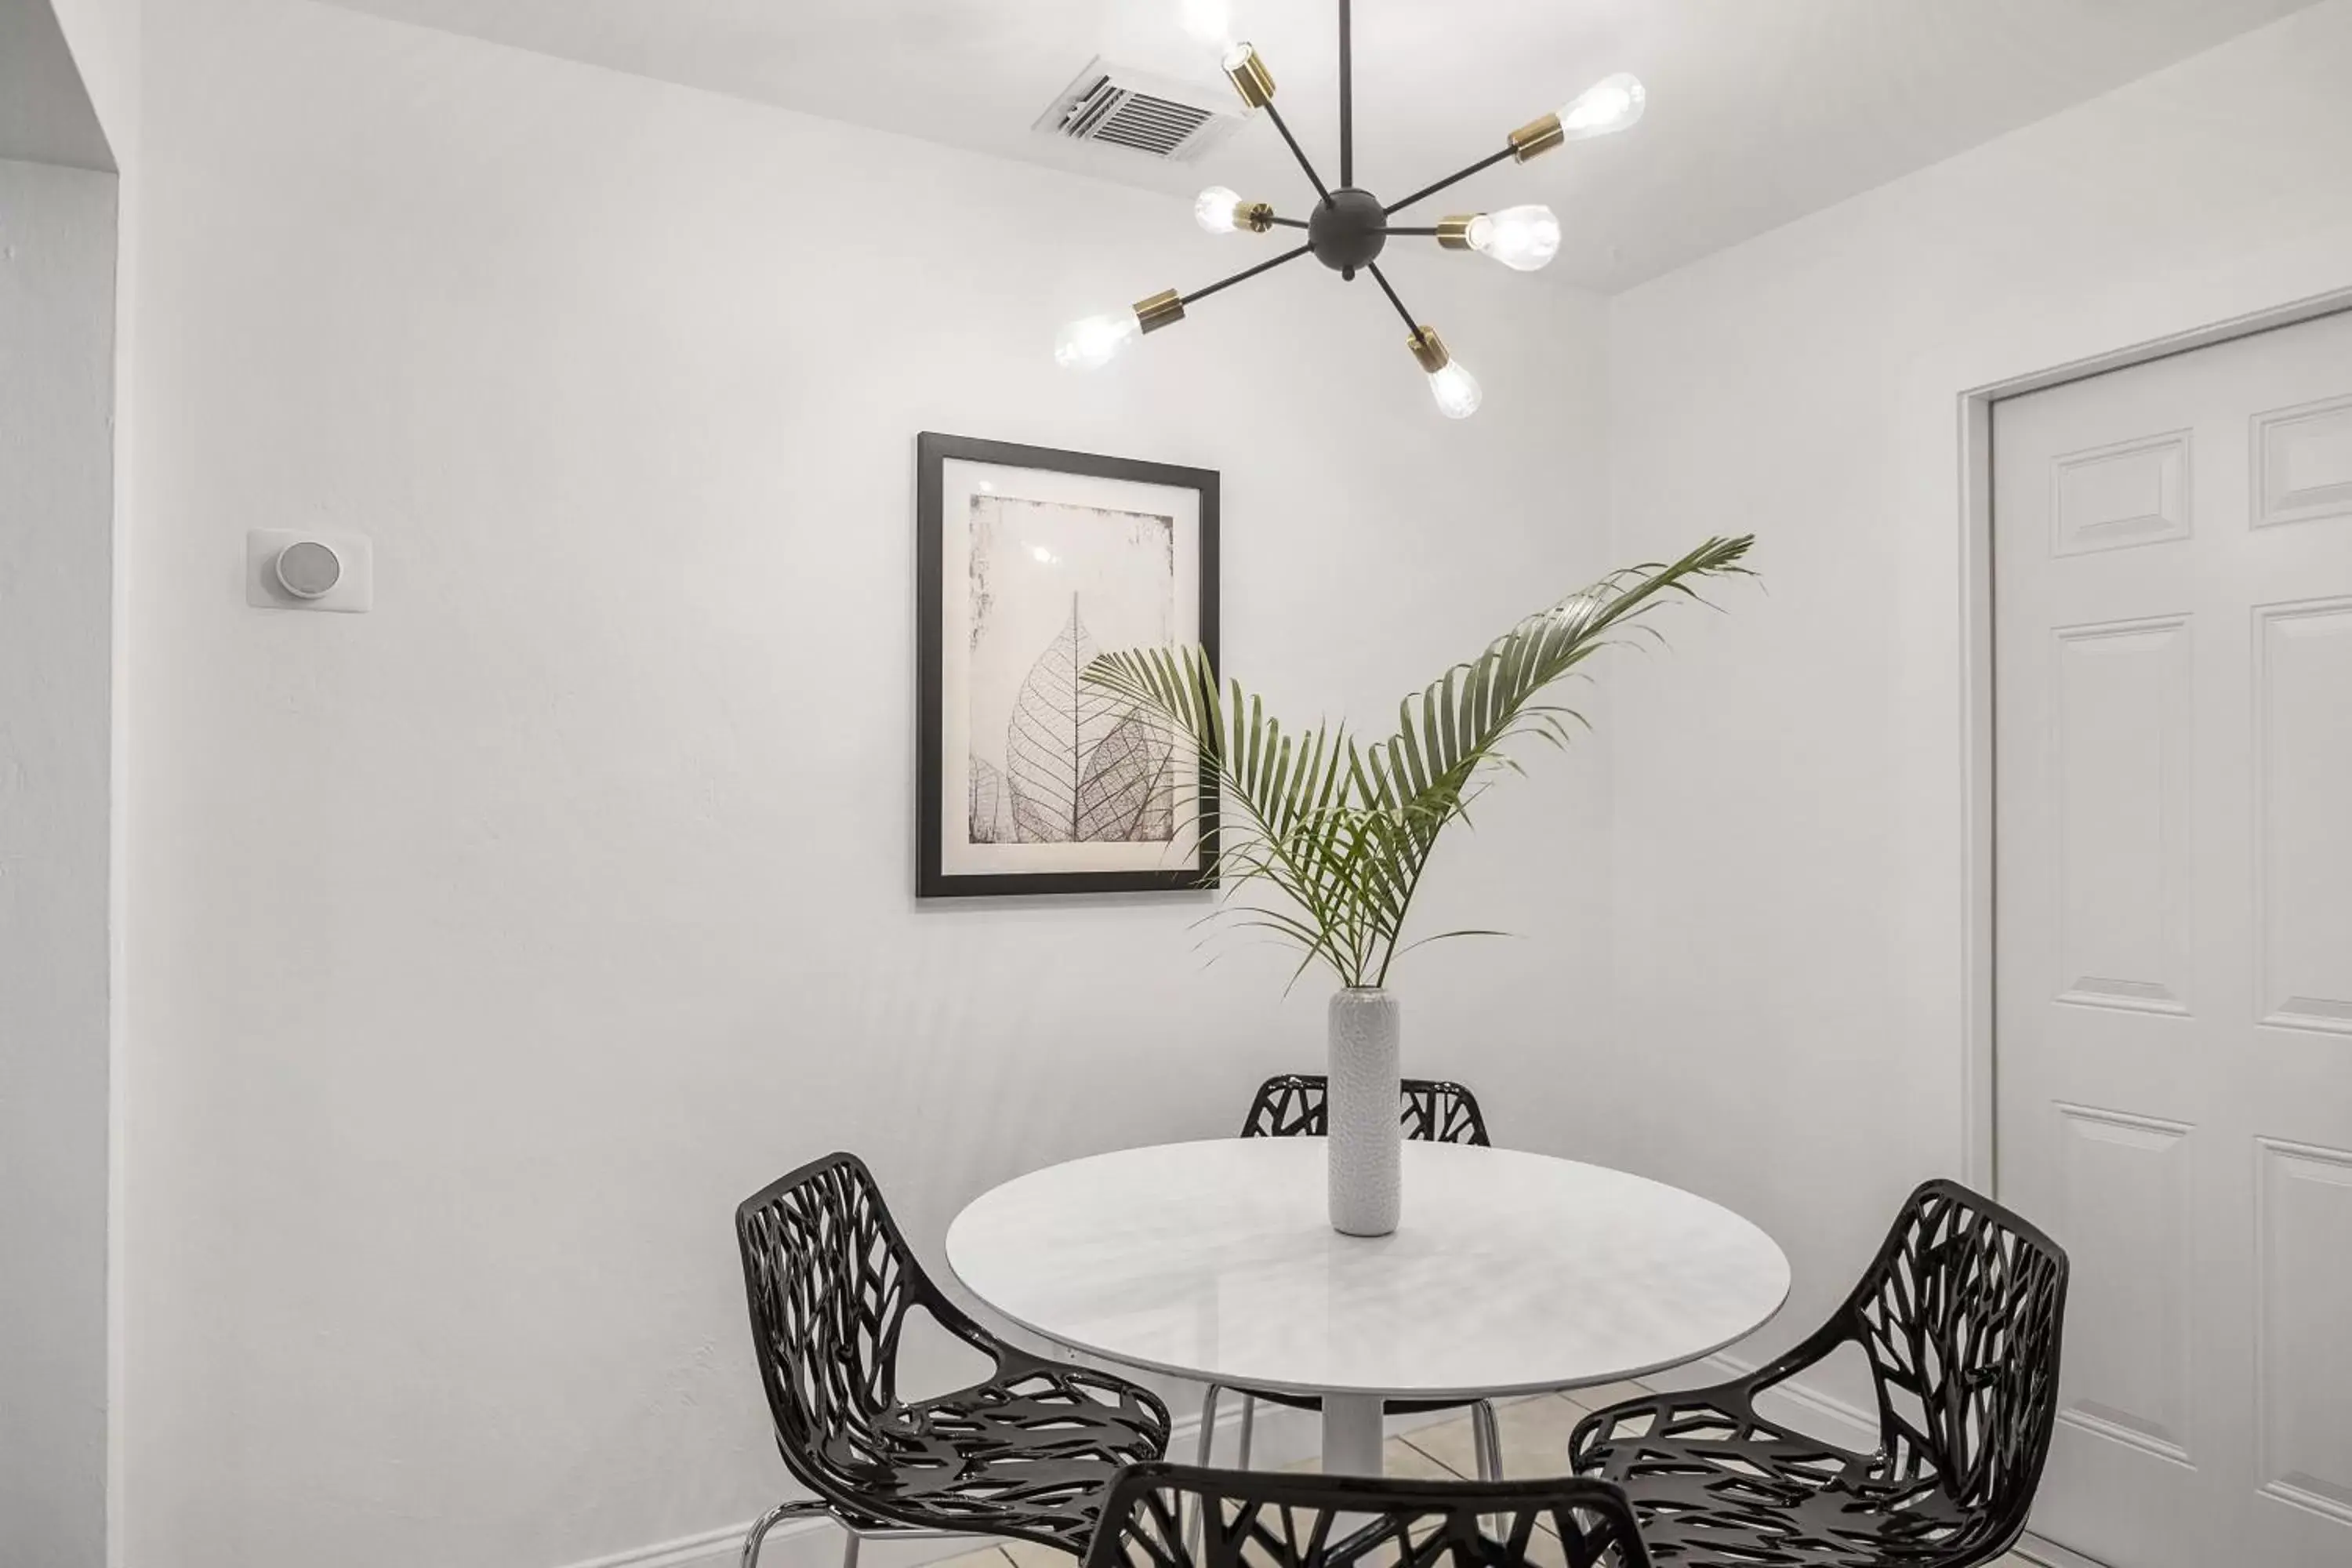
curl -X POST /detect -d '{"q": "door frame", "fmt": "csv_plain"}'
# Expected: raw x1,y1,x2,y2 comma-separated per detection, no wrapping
1955,283,2352,1193
1958,283,2352,1568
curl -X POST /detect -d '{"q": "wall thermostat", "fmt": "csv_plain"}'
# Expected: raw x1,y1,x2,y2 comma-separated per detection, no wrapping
274,539,343,598
245,529,373,613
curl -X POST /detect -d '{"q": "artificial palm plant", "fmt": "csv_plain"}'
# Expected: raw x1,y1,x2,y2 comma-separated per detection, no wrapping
1081,532,1754,1235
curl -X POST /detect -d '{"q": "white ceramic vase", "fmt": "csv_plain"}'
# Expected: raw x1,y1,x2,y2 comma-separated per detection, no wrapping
1326,987,1402,1236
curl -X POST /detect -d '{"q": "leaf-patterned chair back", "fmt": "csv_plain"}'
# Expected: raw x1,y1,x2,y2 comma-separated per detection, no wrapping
1846,1180,2070,1523
737,1154,937,1493
1239,1073,1492,1146
1082,1463,1650,1568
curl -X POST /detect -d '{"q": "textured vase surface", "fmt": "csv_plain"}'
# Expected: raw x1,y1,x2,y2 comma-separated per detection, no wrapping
1326,987,1402,1236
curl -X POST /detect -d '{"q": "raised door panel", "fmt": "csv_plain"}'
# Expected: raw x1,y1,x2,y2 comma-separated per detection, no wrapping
2256,601,2352,1033
2053,619,2193,1014
2054,1104,2198,1464
2255,394,2352,530
2052,431,2194,557
2255,1141,2352,1537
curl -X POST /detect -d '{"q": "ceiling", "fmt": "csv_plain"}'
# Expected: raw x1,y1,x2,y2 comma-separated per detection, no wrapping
2,0,114,171
313,0,2317,290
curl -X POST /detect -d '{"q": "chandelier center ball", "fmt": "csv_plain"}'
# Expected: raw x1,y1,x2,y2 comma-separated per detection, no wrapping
1308,188,1388,273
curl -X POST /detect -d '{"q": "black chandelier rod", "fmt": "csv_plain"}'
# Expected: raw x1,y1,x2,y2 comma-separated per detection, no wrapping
1364,261,1420,336
1339,0,1354,189
1260,98,1332,205
1383,146,1515,216
1181,243,1314,307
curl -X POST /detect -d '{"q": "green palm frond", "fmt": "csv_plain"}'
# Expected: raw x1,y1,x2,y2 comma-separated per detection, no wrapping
1083,534,1754,989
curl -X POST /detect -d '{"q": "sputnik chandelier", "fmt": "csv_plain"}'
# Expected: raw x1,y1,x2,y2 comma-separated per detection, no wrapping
1053,0,1646,418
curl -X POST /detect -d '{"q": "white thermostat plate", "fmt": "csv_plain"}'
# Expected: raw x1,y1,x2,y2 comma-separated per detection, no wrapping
245,528,374,613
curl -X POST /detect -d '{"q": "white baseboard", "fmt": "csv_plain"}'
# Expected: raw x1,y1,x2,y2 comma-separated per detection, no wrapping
2012,1534,2107,1568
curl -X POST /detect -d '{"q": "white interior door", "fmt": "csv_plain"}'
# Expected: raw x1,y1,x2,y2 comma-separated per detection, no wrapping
1995,307,2352,1568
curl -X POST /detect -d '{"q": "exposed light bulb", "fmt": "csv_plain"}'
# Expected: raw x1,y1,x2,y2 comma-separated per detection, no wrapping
1194,186,1243,234
1181,0,1233,49
1221,39,1255,71
1428,360,1483,419
1557,72,1646,139
1467,205,1561,272
1054,309,1141,370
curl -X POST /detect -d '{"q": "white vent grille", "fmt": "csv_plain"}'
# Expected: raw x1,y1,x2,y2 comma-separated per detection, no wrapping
1036,59,1240,163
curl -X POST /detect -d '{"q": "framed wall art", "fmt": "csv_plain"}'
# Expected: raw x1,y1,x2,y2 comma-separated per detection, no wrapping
916,432,1219,898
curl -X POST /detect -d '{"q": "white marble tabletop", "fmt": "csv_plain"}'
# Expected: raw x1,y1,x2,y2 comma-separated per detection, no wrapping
944,1138,1791,1404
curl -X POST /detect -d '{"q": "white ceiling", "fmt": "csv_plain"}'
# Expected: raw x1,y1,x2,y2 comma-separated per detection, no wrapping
314,0,2317,289
2,0,115,171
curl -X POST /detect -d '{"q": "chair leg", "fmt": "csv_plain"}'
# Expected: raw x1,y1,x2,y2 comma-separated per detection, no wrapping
1236,1393,1257,1470
1472,1399,1501,1481
742,1502,796,1568
1191,1384,1223,1559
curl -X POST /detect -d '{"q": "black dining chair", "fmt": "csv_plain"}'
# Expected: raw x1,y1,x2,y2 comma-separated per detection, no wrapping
1240,1072,1493,1146
735,1152,1174,1568
1196,1074,1501,1479
1569,1178,2069,1567
1083,1461,1653,1568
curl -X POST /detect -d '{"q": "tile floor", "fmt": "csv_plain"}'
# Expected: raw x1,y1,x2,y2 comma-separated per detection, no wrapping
931,1381,2036,1568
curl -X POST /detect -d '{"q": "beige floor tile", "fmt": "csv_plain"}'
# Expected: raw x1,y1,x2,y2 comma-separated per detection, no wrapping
996,1539,1062,1568
1381,1434,1467,1482
932,1550,1015,1568
1555,1380,1651,1416
1400,1395,1587,1479
1504,1523,1569,1568
1280,1433,1460,1479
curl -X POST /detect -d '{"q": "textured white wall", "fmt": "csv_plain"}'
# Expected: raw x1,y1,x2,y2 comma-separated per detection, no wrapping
1602,0,2352,1406
0,152,117,1568
122,2,1621,1565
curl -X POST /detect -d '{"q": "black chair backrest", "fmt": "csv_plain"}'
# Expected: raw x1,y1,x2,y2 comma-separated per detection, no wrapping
1239,1073,1491,1145
735,1152,981,1500
1083,1463,1650,1568
1837,1179,2070,1527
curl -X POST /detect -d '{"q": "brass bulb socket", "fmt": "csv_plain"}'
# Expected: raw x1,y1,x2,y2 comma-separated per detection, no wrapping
1509,112,1566,162
1436,215,1478,251
1134,289,1185,335
1225,45,1275,109
1243,202,1276,234
1406,326,1450,374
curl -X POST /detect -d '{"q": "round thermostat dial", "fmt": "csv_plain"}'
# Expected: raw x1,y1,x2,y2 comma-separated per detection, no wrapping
274,540,343,600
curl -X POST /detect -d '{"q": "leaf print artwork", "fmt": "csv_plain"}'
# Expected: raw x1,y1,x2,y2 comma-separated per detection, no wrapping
1000,597,1174,844
968,755,1014,844
1073,708,1174,843
964,494,1181,849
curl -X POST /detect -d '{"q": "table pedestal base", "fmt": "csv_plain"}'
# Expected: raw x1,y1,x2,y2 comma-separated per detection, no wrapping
1320,1392,1386,1475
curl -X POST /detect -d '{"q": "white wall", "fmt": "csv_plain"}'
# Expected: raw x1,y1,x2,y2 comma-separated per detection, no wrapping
1603,0,2352,1406
122,2,1620,1565
0,152,118,1568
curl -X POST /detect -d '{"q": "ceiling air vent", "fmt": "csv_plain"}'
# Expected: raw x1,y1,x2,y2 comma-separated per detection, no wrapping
1035,58,1242,163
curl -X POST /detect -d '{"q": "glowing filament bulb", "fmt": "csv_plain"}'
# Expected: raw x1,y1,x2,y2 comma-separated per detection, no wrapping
1558,72,1646,139
1466,205,1561,271
1054,310,1140,369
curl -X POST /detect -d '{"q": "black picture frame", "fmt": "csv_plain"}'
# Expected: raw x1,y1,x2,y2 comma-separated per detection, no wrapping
916,432,1220,899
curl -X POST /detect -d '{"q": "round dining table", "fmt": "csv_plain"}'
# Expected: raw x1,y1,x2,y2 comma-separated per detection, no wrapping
944,1137,1791,1475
